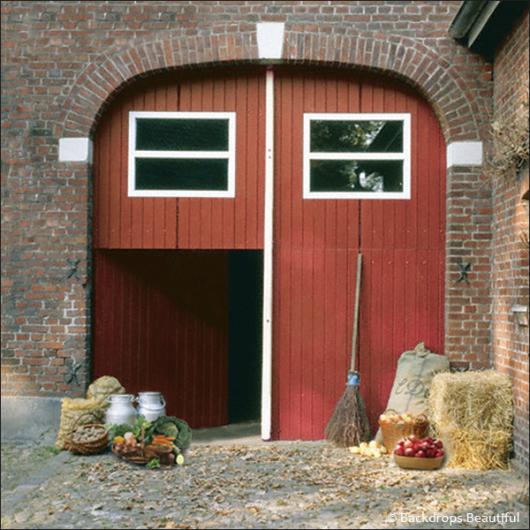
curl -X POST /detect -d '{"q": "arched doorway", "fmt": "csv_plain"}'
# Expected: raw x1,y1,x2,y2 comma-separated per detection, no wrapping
91,65,445,438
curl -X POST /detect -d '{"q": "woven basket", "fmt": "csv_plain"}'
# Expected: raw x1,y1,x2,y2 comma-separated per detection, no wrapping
112,426,176,467
394,454,444,471
378,410,429,452
112,443,174,466
67,424,108,455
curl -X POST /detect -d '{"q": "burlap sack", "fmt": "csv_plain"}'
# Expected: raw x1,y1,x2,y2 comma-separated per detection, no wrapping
55,398,105,450
86,376,125,407
376,342,450,441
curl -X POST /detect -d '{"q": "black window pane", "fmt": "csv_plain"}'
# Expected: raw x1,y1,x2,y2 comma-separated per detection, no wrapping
310,120,403,153
136,158,228,191
310,160,403,193
136,119,229,151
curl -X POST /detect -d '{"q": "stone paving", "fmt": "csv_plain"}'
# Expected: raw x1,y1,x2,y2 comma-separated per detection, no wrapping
1,440,528,529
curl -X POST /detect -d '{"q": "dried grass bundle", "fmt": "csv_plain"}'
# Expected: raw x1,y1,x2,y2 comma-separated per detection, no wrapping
429,370,513,470
441,429,512,470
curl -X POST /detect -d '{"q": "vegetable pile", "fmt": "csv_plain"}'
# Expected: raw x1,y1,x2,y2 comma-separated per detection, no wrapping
71,424,107,444
349,440,388,459
108,415,191,468
393,435,445,459
379,411,417,425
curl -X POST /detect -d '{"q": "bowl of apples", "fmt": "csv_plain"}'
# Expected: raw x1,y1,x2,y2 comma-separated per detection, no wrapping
393,435,445,470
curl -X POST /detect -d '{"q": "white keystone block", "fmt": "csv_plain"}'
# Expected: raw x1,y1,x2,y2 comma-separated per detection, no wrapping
447,141,483,168
59,137,93,163
256,22,285,59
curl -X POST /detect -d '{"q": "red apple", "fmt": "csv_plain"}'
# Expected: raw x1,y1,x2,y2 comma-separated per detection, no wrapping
404,448,415,457
420,442,430,451
426,448,436,458
435,440,444,449
435,449,445,458
403,440,414,449
394,447,405,456
415,450,426,458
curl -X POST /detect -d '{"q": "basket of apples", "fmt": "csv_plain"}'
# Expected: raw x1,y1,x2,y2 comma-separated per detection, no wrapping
393,435,445,470
378,409,429,452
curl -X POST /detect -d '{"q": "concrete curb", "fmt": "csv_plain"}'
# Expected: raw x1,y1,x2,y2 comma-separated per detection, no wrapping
5,450,72,510
1,396,61,443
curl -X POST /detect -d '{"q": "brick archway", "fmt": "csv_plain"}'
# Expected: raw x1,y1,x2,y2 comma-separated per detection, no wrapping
68,25,492,393
61,28,485,143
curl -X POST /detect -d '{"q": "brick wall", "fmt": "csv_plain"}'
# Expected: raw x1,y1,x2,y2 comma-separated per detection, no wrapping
491,10,529,469
1,3,495,408
445,166,493,371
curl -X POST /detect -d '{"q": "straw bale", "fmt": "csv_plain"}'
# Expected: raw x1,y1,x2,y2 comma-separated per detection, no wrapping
429,370,513,470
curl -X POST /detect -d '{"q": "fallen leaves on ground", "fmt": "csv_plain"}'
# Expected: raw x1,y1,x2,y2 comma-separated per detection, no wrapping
1,442,528,529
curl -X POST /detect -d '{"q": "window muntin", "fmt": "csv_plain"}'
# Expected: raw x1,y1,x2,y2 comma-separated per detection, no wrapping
303,113,411,199
128,112,236,198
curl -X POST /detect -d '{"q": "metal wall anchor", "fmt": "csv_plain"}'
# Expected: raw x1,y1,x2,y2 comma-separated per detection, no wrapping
456,261,471,284
66,357,82,385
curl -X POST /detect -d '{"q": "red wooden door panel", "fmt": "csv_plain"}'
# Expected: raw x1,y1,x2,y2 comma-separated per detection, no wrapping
93,68,265,250
92,250,229,428
272,68,445,439
92,68,265,430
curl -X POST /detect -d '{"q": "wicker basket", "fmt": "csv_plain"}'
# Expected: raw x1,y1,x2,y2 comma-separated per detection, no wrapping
378,410,429,452
67,424,108,455
112,443,175,466
112,426,176,467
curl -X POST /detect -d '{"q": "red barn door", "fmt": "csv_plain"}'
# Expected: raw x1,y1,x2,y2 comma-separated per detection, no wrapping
272,68,445,439
92,68,265,428
92,66,445,437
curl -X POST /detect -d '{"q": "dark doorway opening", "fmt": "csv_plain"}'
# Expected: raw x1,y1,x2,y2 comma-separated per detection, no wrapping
228,251,263,424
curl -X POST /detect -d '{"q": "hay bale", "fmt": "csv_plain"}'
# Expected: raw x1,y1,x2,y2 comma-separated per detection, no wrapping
429,370,513,470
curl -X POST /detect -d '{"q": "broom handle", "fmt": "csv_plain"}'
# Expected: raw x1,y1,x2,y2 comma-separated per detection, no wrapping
349,253,363,373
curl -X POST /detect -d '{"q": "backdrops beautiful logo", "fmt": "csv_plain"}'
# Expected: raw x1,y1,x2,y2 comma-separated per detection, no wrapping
386,512,521,526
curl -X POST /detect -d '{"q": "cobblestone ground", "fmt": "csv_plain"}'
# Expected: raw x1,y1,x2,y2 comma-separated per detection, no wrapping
1,441,528,529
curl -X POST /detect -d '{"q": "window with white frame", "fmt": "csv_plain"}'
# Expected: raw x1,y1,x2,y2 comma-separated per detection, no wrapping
303,113,411,199
128,112,236,197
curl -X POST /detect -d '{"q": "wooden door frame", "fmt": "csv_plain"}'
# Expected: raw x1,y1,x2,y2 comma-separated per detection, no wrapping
261,66,274,440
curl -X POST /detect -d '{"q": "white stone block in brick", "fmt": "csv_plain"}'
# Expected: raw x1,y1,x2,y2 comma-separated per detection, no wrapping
447,141,483,168
59,137,93,163
256,22,285,60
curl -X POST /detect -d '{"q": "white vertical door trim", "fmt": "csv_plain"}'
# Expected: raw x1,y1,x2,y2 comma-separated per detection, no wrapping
261,67,274,441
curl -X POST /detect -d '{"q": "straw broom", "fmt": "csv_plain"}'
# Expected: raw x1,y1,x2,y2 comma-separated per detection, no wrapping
325,253,371,447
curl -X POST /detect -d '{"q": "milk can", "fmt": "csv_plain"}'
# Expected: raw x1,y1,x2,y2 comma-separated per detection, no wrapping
105,394,137,425
136,391,166,422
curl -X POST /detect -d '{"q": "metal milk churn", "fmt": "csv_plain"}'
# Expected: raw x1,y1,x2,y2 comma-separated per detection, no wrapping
105,394,137,425
136,391,166,422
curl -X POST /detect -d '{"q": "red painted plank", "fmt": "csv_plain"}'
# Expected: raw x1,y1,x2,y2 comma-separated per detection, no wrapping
152,83,168,249
130,91,146,248
119,94,132,248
